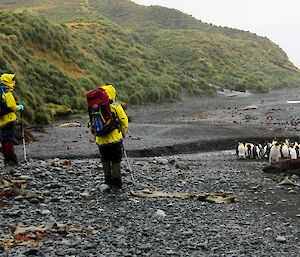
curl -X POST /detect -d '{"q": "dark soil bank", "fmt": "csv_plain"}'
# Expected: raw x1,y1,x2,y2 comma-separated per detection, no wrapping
0,88,299,256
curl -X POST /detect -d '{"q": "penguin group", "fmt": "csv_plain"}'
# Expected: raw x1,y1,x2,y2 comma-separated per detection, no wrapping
236,139,300,163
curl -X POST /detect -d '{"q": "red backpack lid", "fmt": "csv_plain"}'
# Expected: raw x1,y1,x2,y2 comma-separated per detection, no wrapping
86,87,109,106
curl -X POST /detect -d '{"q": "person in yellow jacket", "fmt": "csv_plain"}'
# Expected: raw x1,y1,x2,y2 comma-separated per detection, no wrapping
96,85,128,188
0,74,24,166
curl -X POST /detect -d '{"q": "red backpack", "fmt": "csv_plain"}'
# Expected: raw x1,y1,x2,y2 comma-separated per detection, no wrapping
86,87,118,136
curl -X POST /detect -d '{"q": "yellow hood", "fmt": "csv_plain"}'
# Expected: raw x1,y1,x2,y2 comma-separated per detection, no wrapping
101,85,116,101
0,74,15,91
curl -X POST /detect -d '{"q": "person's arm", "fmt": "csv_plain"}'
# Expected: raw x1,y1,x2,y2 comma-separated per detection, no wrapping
5,92,18,112
116,105,128,137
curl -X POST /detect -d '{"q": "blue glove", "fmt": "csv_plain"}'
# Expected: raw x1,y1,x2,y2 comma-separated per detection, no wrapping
17,104,24,110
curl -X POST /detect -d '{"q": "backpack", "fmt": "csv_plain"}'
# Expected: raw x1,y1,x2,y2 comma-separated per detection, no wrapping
0,83,11,116
86,87,119,136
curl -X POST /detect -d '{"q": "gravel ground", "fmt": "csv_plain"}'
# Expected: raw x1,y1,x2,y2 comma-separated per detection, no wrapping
0,87,300,256
0,152,299,256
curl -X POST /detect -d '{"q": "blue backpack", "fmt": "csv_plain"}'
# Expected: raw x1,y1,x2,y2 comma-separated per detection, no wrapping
91,109,104,134
86,87,119,136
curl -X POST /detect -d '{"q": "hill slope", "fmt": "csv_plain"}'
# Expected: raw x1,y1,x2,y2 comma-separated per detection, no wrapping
2,0,299,90
1,0,300,123
0,11,201,124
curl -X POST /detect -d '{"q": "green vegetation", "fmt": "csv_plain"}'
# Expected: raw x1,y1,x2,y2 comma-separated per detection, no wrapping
145,29,300,92
0,11,200,124
0,0,299,124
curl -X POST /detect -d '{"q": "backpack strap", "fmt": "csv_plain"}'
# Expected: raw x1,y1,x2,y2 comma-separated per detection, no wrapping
0,85,12,116
1,87,10,103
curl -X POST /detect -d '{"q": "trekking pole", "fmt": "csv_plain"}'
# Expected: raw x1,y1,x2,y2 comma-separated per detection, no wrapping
20,110,27,162
122,143,135,185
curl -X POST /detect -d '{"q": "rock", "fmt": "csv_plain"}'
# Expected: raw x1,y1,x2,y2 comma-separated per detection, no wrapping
42,190,52,196
116,227,126,234
175,163,190,170
155,158,169,165
14,195,24,201
139,243,152,250
262,159,300,175
18,175,32,180
65,190,74,196
99,184,110,192
166,250,177,255
29,198,40,204
4,210,22,217
275,235,286,242
80,192,90,198
181,229,193,236
25,191,39,199
152,210,166,219
40,209,51,215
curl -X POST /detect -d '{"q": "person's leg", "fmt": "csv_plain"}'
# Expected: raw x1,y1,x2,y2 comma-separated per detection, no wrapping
0,141,9,165
0,128,7,164
111,142,123,188
102,161,112,185
1,123,17,166
99,145,112,185
5,142,18,165
111,162,122,188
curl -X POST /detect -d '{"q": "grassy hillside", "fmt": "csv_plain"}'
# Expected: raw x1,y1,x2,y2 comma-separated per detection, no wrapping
145,29,300,92
2,0,299,90
0,0,214,31
0,11,205,124
89,0,300,91
1,0,300,124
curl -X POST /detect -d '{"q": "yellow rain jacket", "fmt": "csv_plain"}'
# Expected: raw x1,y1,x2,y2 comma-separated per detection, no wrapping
95,85,128,145
0,74,18,127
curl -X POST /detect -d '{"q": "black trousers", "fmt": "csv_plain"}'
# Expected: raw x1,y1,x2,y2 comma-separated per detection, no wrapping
0,122,15,142
98,141,123,163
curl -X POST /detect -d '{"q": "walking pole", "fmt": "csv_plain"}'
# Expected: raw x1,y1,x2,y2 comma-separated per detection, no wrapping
122,143,135,185
20,110,27,162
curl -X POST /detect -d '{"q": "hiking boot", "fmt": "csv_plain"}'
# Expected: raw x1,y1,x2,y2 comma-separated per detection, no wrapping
7,153,18,166
112,177,122,189
4,142,18,166
104,175,112,185
3,156,10,165
111,162,122,188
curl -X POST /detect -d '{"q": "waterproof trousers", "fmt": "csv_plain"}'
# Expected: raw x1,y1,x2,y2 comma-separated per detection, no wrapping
98,141,123,188
0,122,18,166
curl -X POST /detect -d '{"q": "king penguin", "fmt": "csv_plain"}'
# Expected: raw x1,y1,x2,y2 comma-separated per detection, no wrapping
295,144,300,158
236,142,247,159
263,142,271,158
280,143,290,158
269,143,281,163
290,146,297,160
253,144,262,159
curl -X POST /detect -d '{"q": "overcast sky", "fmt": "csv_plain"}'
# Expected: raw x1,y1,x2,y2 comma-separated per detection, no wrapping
131,0,300,68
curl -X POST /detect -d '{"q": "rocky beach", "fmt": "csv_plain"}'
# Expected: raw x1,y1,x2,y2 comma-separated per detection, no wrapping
1,88,300,256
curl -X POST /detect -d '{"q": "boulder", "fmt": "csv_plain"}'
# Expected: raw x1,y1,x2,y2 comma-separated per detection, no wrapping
263,159,300,175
